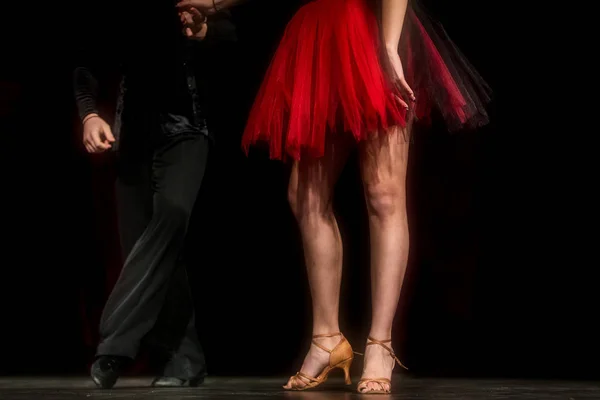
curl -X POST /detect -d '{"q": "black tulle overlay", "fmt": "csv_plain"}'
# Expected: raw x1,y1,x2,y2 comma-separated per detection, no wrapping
385,0,492,131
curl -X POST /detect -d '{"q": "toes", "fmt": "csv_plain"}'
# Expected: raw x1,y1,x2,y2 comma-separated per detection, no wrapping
357,382,376,393
374,382,390,392
283,376,305,390
283,377,294,389
358,381,390,393
377,382,390,392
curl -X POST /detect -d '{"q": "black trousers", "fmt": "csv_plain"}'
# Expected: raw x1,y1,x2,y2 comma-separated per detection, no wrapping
96,110,209,380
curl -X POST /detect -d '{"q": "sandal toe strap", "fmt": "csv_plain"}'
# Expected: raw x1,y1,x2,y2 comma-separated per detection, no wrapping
357,378,392,393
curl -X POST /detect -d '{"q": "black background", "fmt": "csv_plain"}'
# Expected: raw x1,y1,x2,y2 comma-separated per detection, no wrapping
0,0,595,380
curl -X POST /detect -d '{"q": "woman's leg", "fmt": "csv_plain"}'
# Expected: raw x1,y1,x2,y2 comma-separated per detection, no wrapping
284,136,353,389
358,126,410,392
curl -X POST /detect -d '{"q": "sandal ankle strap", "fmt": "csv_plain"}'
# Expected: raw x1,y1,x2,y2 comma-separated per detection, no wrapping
311,332,344,353
366,337,408,370
312,332,342,338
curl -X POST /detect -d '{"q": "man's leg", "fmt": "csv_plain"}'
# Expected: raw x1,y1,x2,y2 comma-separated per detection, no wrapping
155,313,206,386
90,118,154,388
145,259,207,384
93,117,210,387
97,129,209,355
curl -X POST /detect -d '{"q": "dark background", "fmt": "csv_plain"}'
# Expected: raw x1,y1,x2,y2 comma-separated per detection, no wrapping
0,0,595,380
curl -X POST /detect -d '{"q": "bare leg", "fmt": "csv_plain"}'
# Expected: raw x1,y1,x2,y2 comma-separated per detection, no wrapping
284,136,353,389
358,126,410,393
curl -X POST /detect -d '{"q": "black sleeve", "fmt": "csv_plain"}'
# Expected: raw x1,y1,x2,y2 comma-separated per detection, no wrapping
71,1,120,123
204,11,237,44
73,66,100,122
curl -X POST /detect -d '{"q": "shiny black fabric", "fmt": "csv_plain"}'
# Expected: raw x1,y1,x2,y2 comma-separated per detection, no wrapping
97,116,210,381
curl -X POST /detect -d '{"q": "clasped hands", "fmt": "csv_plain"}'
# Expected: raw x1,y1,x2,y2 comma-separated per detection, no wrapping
176,0,219,41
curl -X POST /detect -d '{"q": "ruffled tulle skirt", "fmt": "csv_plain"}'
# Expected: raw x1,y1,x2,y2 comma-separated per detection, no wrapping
242,0,491,160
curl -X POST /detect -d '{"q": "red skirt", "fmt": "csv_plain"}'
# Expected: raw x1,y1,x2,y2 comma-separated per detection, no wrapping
242,0,491,161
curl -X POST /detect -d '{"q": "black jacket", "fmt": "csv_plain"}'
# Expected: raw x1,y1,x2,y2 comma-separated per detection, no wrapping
73,2,237,146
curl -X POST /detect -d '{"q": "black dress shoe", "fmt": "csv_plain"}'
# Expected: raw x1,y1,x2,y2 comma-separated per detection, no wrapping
151,350,206,388
151,375,205,387
90,355,129,389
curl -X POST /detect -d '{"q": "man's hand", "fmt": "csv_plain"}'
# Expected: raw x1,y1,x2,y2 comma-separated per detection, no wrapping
82,114,115,153
180,8,208,41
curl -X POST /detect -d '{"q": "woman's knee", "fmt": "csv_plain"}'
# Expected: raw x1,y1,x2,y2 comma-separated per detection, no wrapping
288,181,333,226
364,181,405,218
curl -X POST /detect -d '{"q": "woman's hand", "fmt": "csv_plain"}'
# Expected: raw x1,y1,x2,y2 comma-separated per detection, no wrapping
176,0,217,16
386,47,415,110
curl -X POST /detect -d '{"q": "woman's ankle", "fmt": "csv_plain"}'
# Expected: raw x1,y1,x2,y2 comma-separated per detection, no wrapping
368,328,393,341
312,328,341,337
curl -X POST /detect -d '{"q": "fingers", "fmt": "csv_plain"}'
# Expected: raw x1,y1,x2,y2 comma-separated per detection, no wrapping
83,131,98,153
82,117,114,154
83,128,111,153
180,10,194,26
388,52,416,104
83,129,94,153
189,7,206,22
92,130,111,151
398,77,416,102
394,94,409,110
393,77,415,112
84,137,103,153
175,0,194,10
176,0,215,15
84,141,94,153
179,8,205,38
102,123,115,143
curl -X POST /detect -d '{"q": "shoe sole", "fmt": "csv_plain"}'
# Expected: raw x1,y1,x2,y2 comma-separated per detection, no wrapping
91,373,117,389
151,377,204,388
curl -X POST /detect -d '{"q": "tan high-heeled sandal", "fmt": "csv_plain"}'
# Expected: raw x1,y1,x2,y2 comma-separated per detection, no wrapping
284,332,354,391
357,336,408,394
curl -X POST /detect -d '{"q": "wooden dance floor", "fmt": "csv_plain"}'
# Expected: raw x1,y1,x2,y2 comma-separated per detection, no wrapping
0,376,597,399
